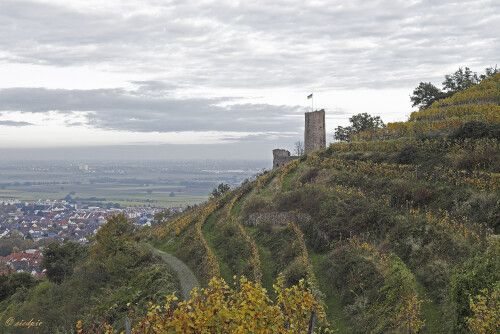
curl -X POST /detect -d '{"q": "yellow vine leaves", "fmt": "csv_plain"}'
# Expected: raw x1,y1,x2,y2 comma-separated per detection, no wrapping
78,275,330,333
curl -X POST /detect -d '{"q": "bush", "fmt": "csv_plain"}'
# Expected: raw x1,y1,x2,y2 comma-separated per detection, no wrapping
256,224,301,275
275,187,323,215
283,258,308,286
450,121,500,141
241,195,271,220
455,192,500,232
325,246,386,333
178,230,205,269
397,145,418,164
296,166,320,185
450,240,500,333
212,223,253,277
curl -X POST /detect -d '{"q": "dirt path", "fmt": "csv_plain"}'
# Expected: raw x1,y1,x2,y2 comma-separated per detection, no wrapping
149,247,200,300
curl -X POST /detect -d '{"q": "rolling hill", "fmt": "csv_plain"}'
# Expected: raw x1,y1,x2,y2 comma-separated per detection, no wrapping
0,74,498,333
147,73,500,333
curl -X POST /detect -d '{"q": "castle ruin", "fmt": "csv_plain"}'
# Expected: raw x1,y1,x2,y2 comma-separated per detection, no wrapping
304,109,326,154
272,149,298,169
272,109,326,169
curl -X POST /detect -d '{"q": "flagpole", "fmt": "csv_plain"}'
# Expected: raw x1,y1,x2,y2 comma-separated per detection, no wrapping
312,95,313,112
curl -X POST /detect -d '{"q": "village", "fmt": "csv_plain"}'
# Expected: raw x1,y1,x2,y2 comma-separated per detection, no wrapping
0,199,183,278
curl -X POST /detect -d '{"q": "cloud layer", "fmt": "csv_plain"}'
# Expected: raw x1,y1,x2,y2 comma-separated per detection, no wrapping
1,0,497,89
0,85,305,133
0,0,498,159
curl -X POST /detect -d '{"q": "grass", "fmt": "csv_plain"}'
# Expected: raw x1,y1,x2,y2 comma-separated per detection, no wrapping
281,166,297,191
153,235,182,255
200,213,234,285
308,251,352,333
414,280,448,333
244,226,278,300
231,194,246,216
231,192,278,298
259,172,279,197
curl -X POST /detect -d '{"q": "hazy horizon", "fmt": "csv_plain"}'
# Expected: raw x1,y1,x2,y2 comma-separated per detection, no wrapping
0,142,282,165
0,0,498,161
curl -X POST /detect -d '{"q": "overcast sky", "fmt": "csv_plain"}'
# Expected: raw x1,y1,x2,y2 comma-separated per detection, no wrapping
0,0,498,164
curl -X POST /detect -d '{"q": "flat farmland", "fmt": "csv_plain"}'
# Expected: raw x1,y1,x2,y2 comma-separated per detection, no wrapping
0,160,266,207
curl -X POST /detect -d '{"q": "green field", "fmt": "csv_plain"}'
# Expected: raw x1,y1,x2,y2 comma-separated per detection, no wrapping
0,160,265,207
0,184,208,207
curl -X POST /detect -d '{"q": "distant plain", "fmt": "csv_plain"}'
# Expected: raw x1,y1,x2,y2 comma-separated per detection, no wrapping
0,160,266,207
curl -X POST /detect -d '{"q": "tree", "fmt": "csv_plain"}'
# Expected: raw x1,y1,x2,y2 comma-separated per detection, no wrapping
334,113,385,142
294,140,305,156
91,214,151,282
333,125,351,142
93,214,134,261
154,209,174,225
410,66,499,110
480,65,499,81
0,274,9,301
3,272,35,298
41,242,86,284
442,67,479,93
349,113,384,133
210,183,230,199
410,82,447,110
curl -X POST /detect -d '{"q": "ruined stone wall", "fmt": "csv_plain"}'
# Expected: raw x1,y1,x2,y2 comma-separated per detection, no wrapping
245,212,330,243
272,149,299,169
245,212,311,227
304,109,326,154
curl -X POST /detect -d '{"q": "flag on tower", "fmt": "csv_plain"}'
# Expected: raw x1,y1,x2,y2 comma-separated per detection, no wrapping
307,93,313,99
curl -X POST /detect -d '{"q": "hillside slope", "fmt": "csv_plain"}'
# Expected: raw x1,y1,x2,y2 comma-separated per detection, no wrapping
0,74,497,333
148,74,500,333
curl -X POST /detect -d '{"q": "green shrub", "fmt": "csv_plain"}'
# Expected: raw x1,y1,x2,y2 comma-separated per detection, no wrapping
283,258,308,287
450,240,500,333
450,121,500,141
212,223,253,277
397,145,418,164
256,224,301,275
455,192,500,232
325,246,386,333
241,194,271,220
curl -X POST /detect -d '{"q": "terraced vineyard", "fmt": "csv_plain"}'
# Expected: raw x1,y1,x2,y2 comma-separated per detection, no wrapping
147,75,500,333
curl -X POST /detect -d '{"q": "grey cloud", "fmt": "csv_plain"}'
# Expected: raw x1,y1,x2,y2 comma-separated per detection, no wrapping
0,86,306,133
0,0,497,90
0,120,32,126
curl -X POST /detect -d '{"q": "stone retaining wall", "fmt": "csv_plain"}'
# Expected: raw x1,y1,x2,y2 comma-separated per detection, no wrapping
245,211,311,227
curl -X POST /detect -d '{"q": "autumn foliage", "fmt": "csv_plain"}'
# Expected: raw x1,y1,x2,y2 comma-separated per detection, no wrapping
467,284,500,334
78,275,329,333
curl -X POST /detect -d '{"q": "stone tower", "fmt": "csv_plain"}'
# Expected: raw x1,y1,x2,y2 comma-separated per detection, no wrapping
304,109,326,154
272,149,297,169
